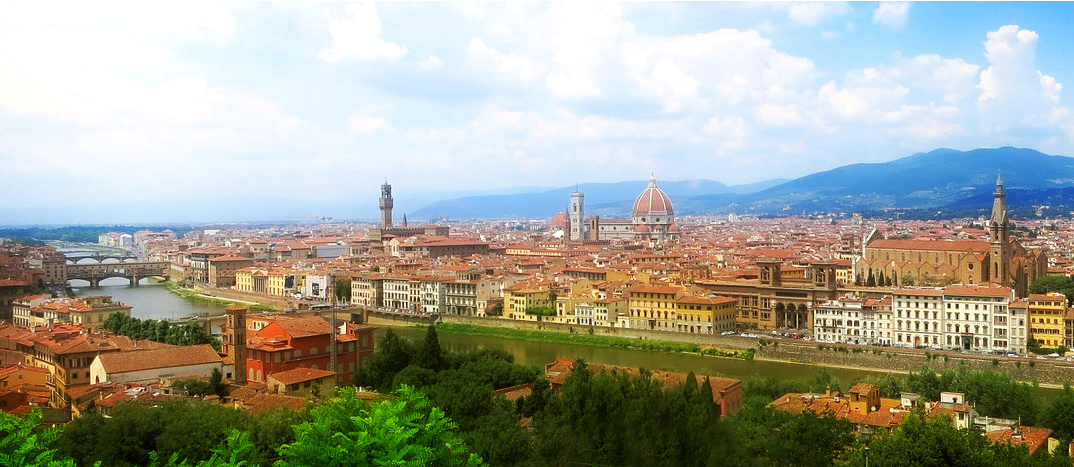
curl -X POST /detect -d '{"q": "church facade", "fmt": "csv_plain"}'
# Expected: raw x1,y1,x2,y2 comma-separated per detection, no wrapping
564,175,681,244
854,176,1046,297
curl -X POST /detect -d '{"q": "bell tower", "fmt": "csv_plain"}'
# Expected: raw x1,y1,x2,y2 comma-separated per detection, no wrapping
989,174,1010,284
569,190,585,241
224,304,247,384
380,180,394,229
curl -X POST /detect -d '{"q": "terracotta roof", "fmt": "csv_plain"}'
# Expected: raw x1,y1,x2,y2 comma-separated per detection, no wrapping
868,239,990,253
632,176,674,217
243,393,307,416
210,256,254,262
944,284,1013,297
267,367,336,386
96,344,221,375
260,316,333,339
676,296,737,306
986,426,1053,455
630,285,682,295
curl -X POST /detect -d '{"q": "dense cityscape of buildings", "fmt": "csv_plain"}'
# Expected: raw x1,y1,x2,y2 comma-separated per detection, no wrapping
1,175,1073,434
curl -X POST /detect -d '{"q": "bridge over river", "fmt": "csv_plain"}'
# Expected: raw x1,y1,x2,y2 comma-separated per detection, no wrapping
65,261,169,287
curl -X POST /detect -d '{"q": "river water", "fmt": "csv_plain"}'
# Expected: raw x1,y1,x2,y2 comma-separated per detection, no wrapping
68,283,1058,398
386,325,896,384
69,278,225,321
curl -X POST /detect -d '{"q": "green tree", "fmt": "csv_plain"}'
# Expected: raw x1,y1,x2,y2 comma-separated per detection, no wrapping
354,328,412,391
333,277,351,303
209,368,228,398
517,377,552,418
0,410,75,467
866,270,876,287
415,325,445,371
1029,275,1074,305
275,385,484,467
839,413,1034,467
1042,383,1074,440
55,400,253,467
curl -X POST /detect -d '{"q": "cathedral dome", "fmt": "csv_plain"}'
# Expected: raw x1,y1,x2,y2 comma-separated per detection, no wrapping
550,212,567,228
632,175,674,218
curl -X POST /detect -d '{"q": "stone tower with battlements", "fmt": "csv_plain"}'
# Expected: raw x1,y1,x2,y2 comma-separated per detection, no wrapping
380,180,394,229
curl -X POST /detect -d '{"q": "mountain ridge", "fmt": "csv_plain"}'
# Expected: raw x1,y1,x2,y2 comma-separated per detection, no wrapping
411,147,1074,220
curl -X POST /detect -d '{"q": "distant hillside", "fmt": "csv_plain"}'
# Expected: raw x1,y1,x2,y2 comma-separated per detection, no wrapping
410,147,1074,220
410,179,778,220
719,147,1074,216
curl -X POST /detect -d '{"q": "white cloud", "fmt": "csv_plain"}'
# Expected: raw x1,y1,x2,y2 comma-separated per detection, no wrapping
546,72,600,99
784,2,850,26
468,38,542,81
978,25,1068,132
4,3,1074,220
348,113,388,134
318,3,407,63
873,2,910,31
419,55,443,70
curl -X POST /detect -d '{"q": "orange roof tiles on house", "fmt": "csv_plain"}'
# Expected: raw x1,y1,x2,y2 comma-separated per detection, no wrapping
675,295,737,306
986,426,1053,455
96,344,221,375
267,367,336,386
629,285,682,294
242,393,307,416
495,383,533,402
944,284,1013,297
868,239,990,253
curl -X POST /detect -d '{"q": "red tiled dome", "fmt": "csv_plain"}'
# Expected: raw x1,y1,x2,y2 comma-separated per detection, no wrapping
634,224,651,233
668,224,681,233
632,175,674,218
550,212,567,228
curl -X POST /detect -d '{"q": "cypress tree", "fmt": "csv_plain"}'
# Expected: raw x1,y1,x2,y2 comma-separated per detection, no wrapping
416,325,445,371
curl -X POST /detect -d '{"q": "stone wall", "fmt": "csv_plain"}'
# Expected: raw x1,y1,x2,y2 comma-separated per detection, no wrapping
758,341,1074,387
189,283,293,310
438,315,759,350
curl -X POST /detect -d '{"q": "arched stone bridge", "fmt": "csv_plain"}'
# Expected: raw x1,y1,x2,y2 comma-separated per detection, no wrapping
65,261,169,287
63,252,138,263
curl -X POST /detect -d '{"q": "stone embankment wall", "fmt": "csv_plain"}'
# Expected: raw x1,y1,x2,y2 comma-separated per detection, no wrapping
189,284,293,310
366,314,437,327
438,315,759,350
758,341,1074,387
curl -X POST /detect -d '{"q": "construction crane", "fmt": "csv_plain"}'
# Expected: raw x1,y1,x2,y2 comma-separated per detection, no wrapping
292,216,334,236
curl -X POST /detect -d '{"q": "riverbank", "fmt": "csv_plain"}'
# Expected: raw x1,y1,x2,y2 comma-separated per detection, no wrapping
162,281,274,312
424,314,1074,388
434,323,752,359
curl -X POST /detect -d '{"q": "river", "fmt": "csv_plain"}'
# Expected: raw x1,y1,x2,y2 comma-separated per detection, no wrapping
385,325,897,385
69,278,225,321
69,283,1059,398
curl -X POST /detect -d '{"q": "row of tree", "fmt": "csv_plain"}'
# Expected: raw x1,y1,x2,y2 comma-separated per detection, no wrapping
8,325,1074,466
101,312,221,351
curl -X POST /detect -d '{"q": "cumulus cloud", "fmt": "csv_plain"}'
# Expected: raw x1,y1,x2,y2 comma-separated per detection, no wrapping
348,113,388,134
419,55,443,70
784,2,850,26
873,2,910,30
318,3,407,62
4,3,1074,221
978,25,1067,133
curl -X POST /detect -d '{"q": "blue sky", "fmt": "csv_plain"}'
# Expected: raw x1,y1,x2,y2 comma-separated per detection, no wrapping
2,2,1073,224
